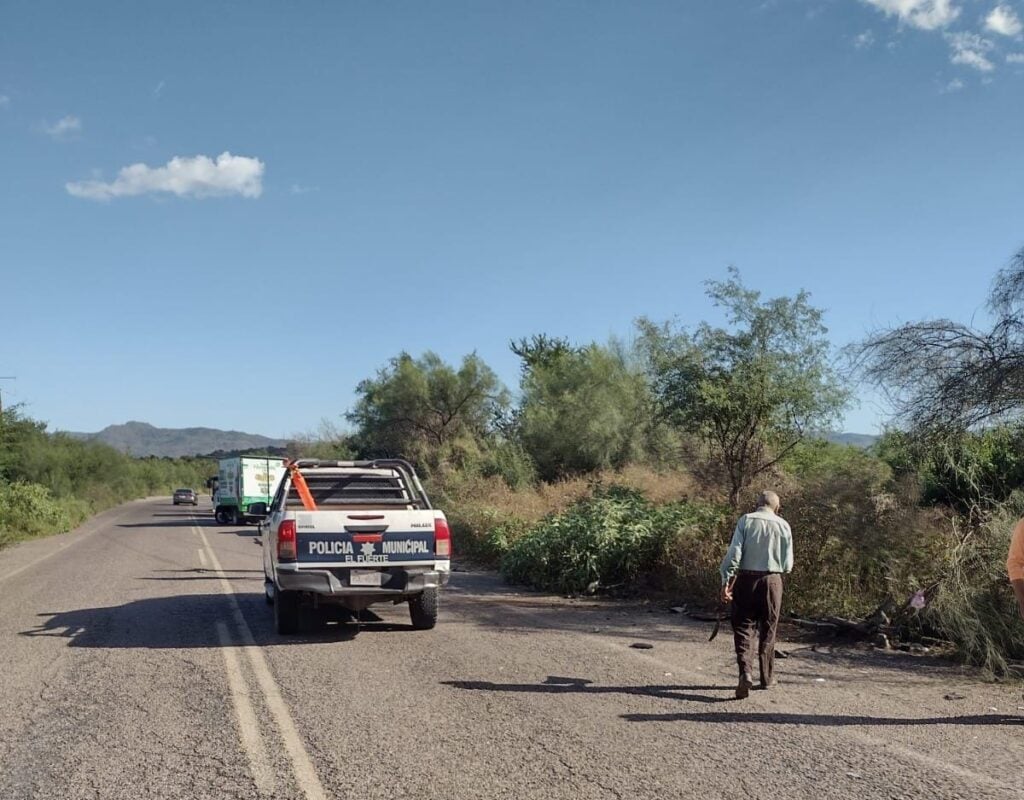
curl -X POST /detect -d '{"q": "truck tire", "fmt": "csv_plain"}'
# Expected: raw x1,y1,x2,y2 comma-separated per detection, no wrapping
274,589,301,635
409,588,438,630
215,509,229,524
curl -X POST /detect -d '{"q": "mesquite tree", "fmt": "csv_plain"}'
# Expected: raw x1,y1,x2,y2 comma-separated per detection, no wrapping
639,269,849,507
347,351,509,471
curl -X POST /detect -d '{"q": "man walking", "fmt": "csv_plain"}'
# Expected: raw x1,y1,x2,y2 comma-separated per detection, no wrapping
720,490,793,699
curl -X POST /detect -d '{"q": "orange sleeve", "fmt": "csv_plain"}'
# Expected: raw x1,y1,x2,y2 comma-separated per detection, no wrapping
1007,519,1024,582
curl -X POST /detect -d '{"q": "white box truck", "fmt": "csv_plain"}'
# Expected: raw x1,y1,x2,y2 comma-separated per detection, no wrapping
214,456,287,525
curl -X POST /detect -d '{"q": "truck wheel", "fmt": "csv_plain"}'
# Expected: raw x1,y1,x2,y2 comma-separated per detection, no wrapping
409,588,438,630
215,509,229,524
275,589,301,635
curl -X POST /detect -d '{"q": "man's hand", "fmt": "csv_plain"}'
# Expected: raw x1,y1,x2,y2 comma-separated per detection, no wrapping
721,584,733,604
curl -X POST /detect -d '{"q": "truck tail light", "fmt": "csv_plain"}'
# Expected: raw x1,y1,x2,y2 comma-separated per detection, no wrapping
434,517,452,559
278,520,297,560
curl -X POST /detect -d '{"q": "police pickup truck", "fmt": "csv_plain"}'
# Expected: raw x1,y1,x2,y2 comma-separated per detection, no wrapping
251,459,451,635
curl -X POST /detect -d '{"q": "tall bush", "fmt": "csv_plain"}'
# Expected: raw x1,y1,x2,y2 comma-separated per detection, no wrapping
516,341,664,480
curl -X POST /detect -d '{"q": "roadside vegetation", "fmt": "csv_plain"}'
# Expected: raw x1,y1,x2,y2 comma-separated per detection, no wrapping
322,258,1024,674
0,408,212,549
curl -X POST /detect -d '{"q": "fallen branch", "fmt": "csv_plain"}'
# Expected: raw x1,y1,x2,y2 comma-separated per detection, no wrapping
789,617,840,632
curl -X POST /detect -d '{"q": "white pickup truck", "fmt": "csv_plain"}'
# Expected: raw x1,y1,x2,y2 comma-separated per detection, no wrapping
253,459,451,635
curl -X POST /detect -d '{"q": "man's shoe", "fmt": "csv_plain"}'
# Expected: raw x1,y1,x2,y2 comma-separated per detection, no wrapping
736,672,754,699
758,679,778,690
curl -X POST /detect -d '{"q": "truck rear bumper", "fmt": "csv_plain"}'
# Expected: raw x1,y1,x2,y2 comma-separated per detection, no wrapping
275,565,449,596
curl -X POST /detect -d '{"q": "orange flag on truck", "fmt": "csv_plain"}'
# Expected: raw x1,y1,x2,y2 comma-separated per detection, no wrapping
287,462,317,511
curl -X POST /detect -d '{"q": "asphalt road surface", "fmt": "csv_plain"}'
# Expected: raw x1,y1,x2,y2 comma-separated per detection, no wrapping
1,498,1023,800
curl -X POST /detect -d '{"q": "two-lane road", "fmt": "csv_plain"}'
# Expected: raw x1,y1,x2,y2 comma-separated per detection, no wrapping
1,498,1022,799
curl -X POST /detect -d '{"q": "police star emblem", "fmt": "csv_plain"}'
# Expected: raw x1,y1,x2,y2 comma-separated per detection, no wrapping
360,542,376,558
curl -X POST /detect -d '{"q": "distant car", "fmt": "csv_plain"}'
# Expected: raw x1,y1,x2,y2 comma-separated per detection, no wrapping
173,488,198,506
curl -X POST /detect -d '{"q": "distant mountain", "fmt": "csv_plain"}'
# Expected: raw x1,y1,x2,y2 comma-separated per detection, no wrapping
821,432,879,449
67,421,288,458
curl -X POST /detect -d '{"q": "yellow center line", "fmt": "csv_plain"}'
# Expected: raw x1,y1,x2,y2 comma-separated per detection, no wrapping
192,517,329,800
216,621,276,796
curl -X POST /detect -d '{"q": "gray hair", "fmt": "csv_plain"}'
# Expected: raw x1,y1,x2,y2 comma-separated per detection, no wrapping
757,491,780,511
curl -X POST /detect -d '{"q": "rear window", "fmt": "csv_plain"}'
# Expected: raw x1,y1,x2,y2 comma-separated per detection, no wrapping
287,474,411,507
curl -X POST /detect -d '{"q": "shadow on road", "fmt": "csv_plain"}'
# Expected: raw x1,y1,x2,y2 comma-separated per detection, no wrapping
212,528,260,538
620,710,1022,726
443,675,732,704
118,514,203,529
18,594,411,648
137,568,264,582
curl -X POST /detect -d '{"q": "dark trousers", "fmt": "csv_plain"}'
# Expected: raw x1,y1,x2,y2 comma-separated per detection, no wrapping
730,572,783,685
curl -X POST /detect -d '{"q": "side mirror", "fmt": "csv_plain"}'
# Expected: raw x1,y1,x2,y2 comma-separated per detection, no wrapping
248,502,269,518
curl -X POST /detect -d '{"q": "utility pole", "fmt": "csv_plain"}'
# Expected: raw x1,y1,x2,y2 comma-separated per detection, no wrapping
0,377,16,414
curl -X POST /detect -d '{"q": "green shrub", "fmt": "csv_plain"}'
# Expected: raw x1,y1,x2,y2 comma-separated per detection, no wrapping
478,441,537,490
649,500,732,601
877,426,1024,511
0,482,78,546
448,505,532,564
501,486,727,596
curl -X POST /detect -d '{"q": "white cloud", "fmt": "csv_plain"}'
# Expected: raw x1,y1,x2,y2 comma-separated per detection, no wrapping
290,184,318,195
1007,51,1024,62
153,80,165,98
985,4,1023,36
854,29,876,48
941,77,966,91
863,0,960,31
42,115,81,139
0,95,9,109
66,152,265,201
947,31,996,71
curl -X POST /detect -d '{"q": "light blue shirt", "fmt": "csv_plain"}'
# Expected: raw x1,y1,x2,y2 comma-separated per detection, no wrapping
719,508,793,586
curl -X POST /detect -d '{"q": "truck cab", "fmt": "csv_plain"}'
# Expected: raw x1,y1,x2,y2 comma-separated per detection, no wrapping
255,459,451,634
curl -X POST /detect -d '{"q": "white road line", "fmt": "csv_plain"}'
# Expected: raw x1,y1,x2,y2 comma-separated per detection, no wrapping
198,548,209,568
0,542,77,584
847,731,1021,796
0,504,136,584
216,621,276,796
194,522,329,800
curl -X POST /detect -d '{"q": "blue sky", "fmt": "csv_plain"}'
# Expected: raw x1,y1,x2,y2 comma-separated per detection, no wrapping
2,0,1022,438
